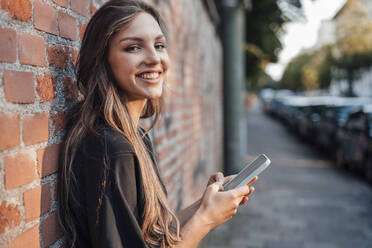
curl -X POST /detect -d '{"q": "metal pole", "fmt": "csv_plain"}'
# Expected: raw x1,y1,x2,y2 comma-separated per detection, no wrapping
221,0,247,174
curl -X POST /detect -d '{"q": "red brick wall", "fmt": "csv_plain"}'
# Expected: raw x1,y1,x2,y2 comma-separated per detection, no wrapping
0,0,222,246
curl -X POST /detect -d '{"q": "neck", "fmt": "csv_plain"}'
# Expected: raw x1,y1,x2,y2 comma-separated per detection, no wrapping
125,99,147,128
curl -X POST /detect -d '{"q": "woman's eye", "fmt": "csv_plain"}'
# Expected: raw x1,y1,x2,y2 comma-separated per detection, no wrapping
125,45,141,52
155,43,167,50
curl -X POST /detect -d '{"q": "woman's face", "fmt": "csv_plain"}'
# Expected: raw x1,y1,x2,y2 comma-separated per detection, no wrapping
108,13,170,101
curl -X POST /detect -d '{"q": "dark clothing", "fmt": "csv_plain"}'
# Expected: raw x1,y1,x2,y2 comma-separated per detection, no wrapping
70,125,165,248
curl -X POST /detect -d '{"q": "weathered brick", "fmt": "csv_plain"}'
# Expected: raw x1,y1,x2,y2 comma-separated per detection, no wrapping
37,74,55,102
3,70,34,103
1,0,32,21
50,111,66,134
37,144,60,178
23,113,49,145
71,0,87,16
40,212,62,248
0,28,16,63
47,45,69,69
89,0,97,16
58,11,77,40
0,201,21,235
4,151,35,189
24,185,51,222
9,224,39,248
0,112,20,151
52,0,67,8
78,22,87,41
70,47,78,66
34,0,58,35
18,33,46,66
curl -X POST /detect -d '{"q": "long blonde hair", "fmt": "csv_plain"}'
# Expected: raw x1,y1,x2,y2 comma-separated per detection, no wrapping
58,1,180,247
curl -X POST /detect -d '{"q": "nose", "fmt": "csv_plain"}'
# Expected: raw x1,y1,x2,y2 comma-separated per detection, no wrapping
144,47,161,65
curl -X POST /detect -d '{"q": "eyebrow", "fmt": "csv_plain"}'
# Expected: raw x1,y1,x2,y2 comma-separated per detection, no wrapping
119,35,165,43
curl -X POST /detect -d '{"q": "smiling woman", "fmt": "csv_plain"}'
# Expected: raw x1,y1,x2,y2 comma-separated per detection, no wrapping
108,13,169,102
57,1,257,248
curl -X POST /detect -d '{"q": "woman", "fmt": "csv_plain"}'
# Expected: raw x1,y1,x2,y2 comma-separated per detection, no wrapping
58,0,256,247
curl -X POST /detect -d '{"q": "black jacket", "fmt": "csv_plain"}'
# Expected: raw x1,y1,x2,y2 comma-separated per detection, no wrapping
70,125,165,248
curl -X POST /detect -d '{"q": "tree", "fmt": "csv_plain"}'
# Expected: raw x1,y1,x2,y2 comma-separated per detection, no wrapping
332,0,372,96
279,45,333,91
244,0,316,91
279,52,311,91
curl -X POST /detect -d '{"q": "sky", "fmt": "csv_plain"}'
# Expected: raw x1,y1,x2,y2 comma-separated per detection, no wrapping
265,0,347,81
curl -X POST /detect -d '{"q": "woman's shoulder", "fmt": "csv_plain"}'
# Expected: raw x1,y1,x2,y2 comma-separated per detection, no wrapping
81,124,135,157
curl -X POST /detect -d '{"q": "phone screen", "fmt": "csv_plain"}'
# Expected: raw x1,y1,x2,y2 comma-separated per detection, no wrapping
223,154,270,191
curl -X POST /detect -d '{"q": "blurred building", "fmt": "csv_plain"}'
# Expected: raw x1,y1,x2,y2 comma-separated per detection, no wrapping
315,20,335,49
326,0,372,97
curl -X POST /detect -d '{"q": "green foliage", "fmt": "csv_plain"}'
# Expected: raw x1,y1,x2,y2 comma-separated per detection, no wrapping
279,46,333,91
331,0,372,95
280,53,311,91
244,0,287,89
244,0,316,90
247,68,276,91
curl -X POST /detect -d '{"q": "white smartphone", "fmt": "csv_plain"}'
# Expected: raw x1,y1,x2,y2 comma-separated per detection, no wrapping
223,154,271,191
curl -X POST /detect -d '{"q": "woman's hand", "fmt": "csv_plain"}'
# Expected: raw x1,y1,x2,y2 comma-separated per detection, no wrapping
196,174,257,230
206,172,257,205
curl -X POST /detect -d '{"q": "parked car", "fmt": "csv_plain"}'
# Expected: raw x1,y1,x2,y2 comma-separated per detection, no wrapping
268,90,295,117
335,105,372,180
259,88,275,113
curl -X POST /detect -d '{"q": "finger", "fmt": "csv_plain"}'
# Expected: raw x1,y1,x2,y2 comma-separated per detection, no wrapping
239,196,249,205
216,172,224,183
207,181,223,192
223,175,236,185
247,176,258,185
234,184,251,197
246,186,255,196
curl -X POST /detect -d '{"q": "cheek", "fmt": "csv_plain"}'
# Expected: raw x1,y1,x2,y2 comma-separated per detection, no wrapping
162,54,171,73
109,54,135,79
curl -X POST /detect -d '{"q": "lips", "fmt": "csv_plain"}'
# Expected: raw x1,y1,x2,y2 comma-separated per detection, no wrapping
136,70,162,83
137,72,160,79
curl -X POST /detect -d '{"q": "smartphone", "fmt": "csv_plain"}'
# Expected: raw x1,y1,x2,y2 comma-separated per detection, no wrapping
223,154,271,191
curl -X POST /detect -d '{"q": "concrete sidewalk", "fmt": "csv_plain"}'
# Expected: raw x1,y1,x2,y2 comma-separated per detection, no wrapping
204,102,372,248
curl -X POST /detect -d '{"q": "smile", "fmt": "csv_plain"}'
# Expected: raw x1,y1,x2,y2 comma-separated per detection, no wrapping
136,72,161,79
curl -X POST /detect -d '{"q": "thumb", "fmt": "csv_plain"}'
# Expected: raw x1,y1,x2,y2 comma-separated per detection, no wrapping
208,180,224,192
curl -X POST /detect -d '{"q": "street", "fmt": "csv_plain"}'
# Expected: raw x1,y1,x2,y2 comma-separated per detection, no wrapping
205,101,372,248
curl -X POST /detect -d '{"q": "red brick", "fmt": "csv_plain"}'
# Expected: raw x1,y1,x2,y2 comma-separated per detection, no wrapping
50,112,66,134
37,74,55,102
34,0,58,35
3,70,34,103
0,112,20,151
37,144,60,178
63,77,78,100
52,0,67,8
58,11,77,40
9,224,39,248
79,22,87,40
41,212,62,248
71,0,87,16
24,185,51,222
23,113,49,145
1,0,32,21
18,33,46,66
0,28,16,63
0,201,21,235
4,151,35,189
69,47,78,66
47,45,68,69
89,0,96,16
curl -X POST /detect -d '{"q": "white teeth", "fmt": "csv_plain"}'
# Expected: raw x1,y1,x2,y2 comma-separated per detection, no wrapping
138,72,159,79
